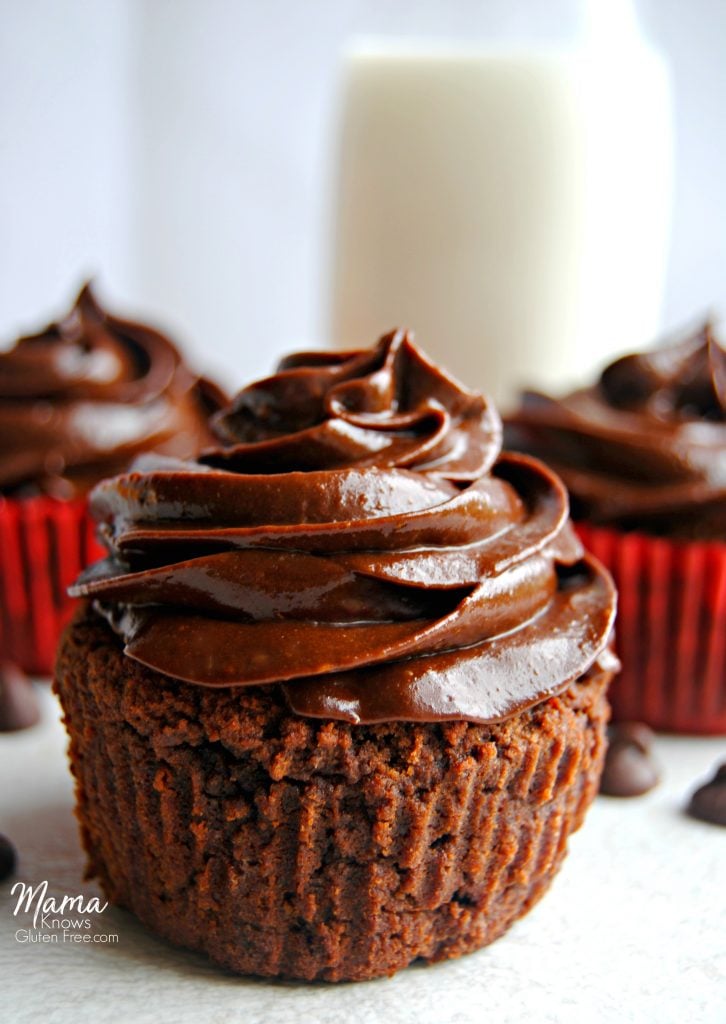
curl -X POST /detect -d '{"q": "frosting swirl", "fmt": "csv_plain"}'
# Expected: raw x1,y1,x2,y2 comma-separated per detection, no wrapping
506,325,726,538
72,331,616,724
0,284,226,497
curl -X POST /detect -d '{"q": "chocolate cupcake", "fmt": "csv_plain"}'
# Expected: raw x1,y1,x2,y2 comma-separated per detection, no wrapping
507,324,726,733
55,331,617,980
0,284,225,675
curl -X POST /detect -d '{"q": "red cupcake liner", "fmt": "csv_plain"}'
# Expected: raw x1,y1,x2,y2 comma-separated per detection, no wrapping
0,495,105,677
576,522,726,734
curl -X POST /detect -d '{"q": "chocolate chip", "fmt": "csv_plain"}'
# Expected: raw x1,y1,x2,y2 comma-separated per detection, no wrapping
599,721,660,797
0,662,41,732
0,833,16,881
686,762,726,827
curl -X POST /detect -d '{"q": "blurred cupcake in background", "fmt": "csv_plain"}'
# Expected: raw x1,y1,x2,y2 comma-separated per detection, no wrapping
506,324,726,734
0,283,226,677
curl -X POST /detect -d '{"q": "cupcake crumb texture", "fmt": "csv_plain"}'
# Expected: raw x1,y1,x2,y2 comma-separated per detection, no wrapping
55,608,612,981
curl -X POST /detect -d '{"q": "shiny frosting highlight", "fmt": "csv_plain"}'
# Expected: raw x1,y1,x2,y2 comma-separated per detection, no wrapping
506,325,726,537
0,284,226,497
72,331,617,724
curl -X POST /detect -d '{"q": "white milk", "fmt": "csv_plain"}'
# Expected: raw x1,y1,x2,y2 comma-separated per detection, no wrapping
328,9,672,408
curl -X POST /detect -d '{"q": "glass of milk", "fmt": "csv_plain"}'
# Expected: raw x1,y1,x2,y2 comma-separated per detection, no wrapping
327,3,673,408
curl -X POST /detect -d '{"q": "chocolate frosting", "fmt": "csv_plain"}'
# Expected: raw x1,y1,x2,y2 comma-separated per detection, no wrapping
0,284,226,497
72,331,617,724
506,325,726,538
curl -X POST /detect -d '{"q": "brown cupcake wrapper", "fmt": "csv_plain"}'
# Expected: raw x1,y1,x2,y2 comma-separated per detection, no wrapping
55,610,612,981
0,495,104,676
576,523,726,734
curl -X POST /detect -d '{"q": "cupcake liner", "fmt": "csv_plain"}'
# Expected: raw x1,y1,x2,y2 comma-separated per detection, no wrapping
0,495,104,676
576,523,726,734
54,608,613,981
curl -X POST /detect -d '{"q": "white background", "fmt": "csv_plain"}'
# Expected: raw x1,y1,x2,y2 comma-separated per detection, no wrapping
1,688,724,1024
1,0,725,391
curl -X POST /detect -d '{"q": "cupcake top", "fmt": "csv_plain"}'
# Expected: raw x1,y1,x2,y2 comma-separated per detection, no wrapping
506,325,726,539
0,284,226,498
72,331,616,725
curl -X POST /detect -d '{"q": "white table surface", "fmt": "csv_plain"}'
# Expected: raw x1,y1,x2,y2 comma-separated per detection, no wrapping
0,686,723,1024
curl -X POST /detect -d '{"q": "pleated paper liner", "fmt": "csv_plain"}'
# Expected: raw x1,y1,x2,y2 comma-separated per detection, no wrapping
0,495,104,676
576,522,726,734
54,610,613,981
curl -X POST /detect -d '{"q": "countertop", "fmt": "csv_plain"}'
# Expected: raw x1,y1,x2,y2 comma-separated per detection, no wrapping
1,686,723,1024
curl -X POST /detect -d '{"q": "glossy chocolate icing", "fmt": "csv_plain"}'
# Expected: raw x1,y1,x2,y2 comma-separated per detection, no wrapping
0,284,226,497
72,331,617,724
506,325,726,538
